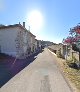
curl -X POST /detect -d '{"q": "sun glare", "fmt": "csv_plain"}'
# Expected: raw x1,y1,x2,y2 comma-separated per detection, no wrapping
27,10,43,32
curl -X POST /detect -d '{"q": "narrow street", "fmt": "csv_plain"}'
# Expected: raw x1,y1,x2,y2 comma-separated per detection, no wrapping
0,48,72,92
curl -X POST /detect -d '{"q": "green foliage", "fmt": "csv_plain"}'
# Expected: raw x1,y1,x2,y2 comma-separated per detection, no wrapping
73,56,78,63
66,58,73,64
66,56,79,69
56,49,62,58
67,56,78,64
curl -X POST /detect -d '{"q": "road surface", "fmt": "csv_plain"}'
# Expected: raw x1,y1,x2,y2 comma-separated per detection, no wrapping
0,48,72,92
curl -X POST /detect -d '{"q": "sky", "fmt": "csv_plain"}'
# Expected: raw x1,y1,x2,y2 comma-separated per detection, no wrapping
0,0,80,43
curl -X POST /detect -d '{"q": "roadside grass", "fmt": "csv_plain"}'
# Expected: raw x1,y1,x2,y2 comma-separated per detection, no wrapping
63,62,80,91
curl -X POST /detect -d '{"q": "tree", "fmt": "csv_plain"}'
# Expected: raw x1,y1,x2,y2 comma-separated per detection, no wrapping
63,24,80,68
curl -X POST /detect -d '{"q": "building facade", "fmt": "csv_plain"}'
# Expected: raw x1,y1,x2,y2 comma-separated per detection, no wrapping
0,22,36,58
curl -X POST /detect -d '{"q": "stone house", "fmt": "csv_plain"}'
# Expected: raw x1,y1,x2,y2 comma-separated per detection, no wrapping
37,40,42,50
34,39,38,51
0,22,36,58
27,31,36,54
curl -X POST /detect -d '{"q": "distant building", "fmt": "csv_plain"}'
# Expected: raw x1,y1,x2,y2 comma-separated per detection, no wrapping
37,40,42,50
34,39,38,51
0,22,36,58
27,31,36,54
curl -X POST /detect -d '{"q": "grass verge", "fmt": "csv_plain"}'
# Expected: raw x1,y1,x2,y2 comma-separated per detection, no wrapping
63,62,80,91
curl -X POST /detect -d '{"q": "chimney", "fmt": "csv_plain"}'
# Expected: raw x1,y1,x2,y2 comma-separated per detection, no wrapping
19,22,20,25
23,22,25,28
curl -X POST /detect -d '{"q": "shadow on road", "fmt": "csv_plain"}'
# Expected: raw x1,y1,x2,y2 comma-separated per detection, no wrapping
0,49,44,88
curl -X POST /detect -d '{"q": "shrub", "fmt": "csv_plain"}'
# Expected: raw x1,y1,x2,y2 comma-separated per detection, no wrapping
67,57,79,69
56,49,62,58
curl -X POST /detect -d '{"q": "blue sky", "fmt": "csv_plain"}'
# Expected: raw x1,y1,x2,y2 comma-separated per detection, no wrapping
0,0,80,43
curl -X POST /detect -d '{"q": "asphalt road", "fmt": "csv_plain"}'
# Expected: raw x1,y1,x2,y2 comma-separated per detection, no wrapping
0,48,72,92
